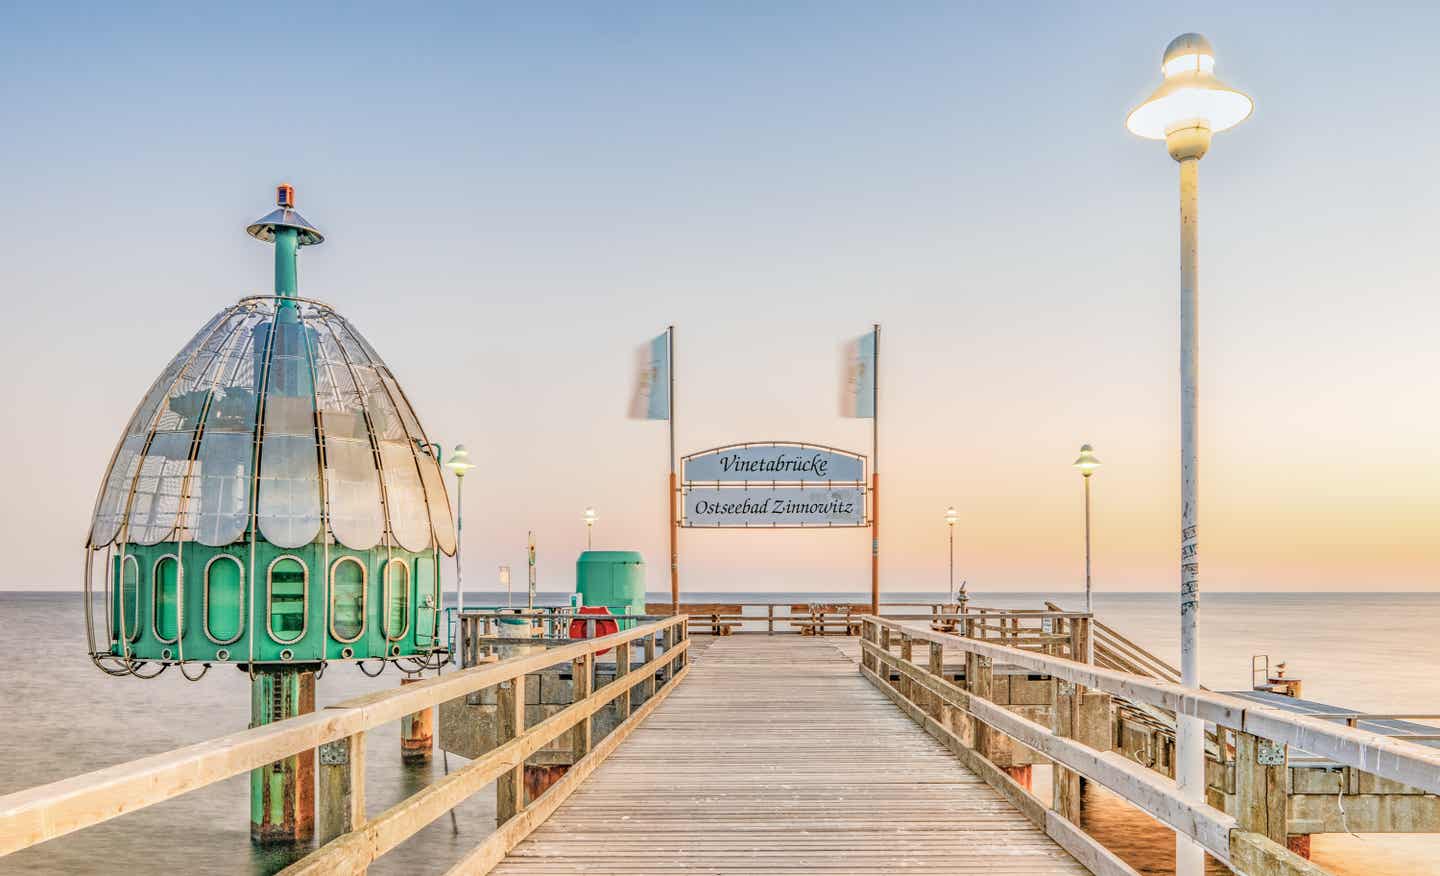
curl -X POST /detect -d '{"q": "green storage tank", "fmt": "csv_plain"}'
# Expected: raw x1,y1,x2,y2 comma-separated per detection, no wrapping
575,550,646,630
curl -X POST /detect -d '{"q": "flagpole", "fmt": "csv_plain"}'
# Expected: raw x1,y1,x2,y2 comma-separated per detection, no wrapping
668,324,679,615
871,323,880,616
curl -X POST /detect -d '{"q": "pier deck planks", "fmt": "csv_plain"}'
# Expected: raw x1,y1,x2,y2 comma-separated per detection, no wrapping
492,636,1087,874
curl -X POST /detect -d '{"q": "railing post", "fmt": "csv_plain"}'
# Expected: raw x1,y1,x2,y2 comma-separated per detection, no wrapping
614,641,632,721
496,673,526,825
899,634,913,699
1053,681,1082,825
880,625,891,652
1235,731,1289,847
571,653,593,760
1070,617,1092,664
767,604,775,635
927,641,944,721
317,731,365,845
965,650,992,756
642,633,657,701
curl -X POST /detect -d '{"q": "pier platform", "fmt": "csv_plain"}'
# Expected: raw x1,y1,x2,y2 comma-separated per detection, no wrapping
494,635,1087,873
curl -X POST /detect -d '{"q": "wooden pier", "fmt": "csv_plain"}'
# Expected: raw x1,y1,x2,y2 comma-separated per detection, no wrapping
495,636,1088,873
3,609,1439,876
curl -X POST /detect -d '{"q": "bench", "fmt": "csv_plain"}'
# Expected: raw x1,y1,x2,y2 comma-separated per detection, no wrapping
646,603,744,636
788,603,867,637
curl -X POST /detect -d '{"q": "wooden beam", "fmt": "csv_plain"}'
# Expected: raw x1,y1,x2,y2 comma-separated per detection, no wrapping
316,732,365,846
1235,732,1288,846
495,673,526,824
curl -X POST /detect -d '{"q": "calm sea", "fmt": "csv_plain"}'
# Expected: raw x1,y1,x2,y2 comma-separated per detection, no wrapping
1,590,1436,875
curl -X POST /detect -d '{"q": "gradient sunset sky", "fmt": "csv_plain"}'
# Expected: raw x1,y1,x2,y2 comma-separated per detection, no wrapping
2,3,1435,595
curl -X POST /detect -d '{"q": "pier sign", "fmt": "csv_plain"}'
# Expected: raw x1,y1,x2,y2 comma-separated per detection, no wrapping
678,442,868,528
682,485,866,527
682,443,865,483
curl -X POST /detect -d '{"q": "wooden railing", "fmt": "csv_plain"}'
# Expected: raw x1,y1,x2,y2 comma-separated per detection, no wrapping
0,615,690,874
860,616,1440,876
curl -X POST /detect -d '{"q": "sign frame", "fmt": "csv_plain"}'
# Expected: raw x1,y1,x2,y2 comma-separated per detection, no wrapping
677,441,870,529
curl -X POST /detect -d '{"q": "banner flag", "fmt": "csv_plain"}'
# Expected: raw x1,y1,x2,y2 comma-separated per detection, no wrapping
629,331,671,420
839,330,876,418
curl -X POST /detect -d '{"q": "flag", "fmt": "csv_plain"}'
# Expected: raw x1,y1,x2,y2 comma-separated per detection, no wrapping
629,331,671,420
840,330,875,418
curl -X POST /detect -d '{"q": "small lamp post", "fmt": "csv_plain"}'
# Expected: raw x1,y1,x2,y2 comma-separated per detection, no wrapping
444,445,476,623
583,506,598,550
1127,33,1252,876
943,506,958,602
1072,445,1101,614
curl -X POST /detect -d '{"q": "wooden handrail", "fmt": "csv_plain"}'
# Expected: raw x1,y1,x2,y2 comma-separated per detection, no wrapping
0,615,690,860
865,617,1440,796
282,632,689,874
861,615,1440,875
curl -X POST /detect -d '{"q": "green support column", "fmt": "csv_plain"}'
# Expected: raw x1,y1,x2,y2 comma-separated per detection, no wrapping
250,667,317,843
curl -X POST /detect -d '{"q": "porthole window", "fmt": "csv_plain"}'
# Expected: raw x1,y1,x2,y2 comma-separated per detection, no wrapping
115,555,140,643
204,555,245,645
383,558,410,642
266,556,308,644
153,555,181,643
329,557,366,643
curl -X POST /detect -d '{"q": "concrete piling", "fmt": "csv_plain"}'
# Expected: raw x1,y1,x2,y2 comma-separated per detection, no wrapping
249,667,316,843
400,676,434,763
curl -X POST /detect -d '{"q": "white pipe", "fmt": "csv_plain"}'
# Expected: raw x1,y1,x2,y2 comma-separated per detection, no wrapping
1175,153,1205,876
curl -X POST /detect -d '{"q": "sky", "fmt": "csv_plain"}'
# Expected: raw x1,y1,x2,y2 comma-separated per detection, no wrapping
1,2,1436,596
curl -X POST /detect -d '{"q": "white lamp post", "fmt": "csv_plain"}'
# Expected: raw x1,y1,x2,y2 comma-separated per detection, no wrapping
943,506,958,602
1127,33,1252,876
583,506,598,550
444,445,476,627
1072,445,1101,614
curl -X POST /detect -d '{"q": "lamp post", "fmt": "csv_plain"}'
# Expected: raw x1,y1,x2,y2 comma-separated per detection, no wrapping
1072,445,1101,614
1127,33,1252,876
944,506,958,602
584,506,598,550
444,445,476,629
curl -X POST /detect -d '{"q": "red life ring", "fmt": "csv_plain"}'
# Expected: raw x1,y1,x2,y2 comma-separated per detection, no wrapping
569,606,618,655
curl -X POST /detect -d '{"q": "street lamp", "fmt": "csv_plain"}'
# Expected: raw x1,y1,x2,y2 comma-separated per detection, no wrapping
444,445,476,624
1127,32,1252,876
943,506,958,602
1072,445,1101,614
583,506,598,550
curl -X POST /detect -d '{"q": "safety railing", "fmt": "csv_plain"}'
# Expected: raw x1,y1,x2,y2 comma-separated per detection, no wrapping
0,615,690,875
859,616,1440,876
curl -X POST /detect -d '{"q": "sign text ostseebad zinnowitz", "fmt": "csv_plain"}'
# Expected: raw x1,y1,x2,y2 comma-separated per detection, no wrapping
682,486,866,527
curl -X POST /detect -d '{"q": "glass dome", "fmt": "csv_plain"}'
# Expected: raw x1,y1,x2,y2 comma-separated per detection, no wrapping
87,295,457,556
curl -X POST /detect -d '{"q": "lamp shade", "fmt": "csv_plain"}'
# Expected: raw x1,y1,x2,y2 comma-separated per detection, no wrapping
1126,33,1252,139
944,506,958,526
1073,444,1102,475
446,444,476,476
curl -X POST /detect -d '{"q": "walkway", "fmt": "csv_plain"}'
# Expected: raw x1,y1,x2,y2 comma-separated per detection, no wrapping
493,635,1088,874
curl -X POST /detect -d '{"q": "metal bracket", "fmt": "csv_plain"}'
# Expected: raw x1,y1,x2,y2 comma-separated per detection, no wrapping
1257,739,1286,766
1058,680,1077,696
319,739,350,766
